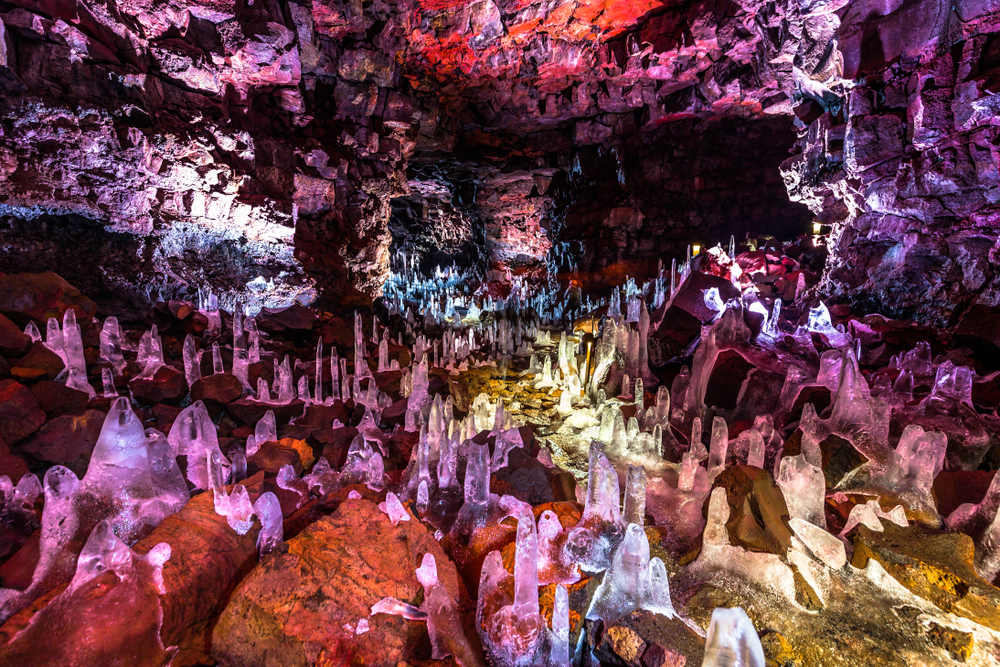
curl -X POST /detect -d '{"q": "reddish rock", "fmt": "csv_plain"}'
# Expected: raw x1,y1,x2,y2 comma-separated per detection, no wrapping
131,474,266,667
256,304,317,332
212,498,482,667
226,397,304,426
190,374,244,404
0,380,47,445
28,380,89,418
321,317,356,349
0,436,29,484
149,403,183,432
315,426,360,469
933,470,997,522
248,438,315,476
0,562,175,667
0,272,97,328
17,410,106,476
9,343,65,382
296,401,351,429
0,314,31,357
130,365,187,404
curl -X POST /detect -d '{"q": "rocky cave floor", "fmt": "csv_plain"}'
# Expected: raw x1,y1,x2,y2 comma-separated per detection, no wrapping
3,237,1000,667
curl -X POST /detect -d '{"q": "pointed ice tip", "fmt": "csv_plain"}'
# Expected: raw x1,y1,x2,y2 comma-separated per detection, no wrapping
702,607,765,667
415,552,438,589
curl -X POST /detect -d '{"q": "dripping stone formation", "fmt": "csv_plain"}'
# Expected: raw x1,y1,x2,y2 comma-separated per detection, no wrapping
3,0,1000,666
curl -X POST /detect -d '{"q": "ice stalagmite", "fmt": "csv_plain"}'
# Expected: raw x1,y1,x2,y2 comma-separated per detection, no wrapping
183,334,201,387
210,450,255,535
24,320,41,343
587,523,675,624
623,465,646,526
0,465,81,624
168,400,225,490
85,397,149,486
212,342,224,374
136,325,166,380
253,492,283,555
838,424,946,526
45,316,65,363
550,584,570,667
233,330,250,390
776,455,826,529
708,416,729,475
380,492,409,525
278,464,311,507
275,356,295,403
372,553,483,666
314,339,324,405
101,368,116,397
247,315,261,363
255,410,277,449
99,317,126,375
478,506,544,666
62,309,94,397
700,607,765,667
828,348,890,467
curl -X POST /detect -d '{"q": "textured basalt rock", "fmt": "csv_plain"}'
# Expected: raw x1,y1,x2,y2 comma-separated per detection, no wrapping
211,497,477,667
1,0,999,321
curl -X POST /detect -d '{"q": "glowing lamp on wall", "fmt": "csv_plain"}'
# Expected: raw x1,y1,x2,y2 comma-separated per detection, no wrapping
692,244,702,256
812,221,822,234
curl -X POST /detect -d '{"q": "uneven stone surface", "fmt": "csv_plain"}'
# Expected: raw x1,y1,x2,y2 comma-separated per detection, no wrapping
248,438,315,476
130,366,187,405
0,273,97,327
28,381,89,419
851,523,1000,632
712,464,794,556
16,410,106,476
0,314,30,357
0,379,46,444
212,498,478,667
133,474,266,667
191,374,244,405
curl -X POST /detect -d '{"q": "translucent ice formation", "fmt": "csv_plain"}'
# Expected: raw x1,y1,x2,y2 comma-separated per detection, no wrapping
253,492,283,555
183,334,201,387
837,425,946,526
136,325,166,380
168,400,225,490
700,607,765,667
776,455,826,529
586,523,675,624
254,410,277,451
379,492,410,525
477,506,546,666
62,309,94,397
98,316,127,375
372,553,482,665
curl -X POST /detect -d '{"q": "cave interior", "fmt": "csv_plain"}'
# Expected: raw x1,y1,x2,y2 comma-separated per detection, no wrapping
2,0,1000,666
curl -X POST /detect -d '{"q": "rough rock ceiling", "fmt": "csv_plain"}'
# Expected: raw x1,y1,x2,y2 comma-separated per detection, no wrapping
0,0,999,323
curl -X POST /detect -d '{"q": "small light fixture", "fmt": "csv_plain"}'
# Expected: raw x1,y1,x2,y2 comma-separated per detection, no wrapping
692,244,702,256
812,221,822,235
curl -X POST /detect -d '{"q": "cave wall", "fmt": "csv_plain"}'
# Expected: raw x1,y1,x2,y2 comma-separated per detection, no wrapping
554,117,813,289
0,0,416,316
1,0,999,323
783,0,1000,326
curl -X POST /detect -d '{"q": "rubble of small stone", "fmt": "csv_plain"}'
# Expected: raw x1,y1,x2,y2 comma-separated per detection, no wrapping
3,230,1000,667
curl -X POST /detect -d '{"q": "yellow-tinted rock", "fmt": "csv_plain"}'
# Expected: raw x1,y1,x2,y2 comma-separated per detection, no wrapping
851,523,1000,631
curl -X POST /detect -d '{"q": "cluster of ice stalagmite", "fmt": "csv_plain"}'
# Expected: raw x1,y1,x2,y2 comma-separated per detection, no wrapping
10,237,1000,665
0,396,193,622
